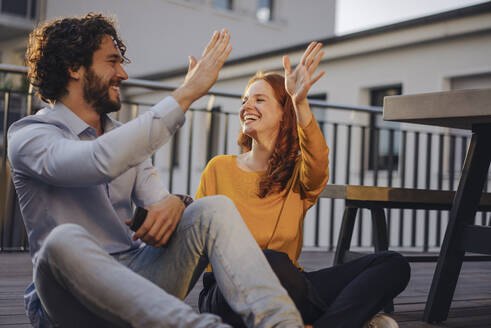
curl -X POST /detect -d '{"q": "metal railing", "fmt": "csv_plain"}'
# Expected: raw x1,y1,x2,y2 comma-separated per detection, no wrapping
1,64,490,252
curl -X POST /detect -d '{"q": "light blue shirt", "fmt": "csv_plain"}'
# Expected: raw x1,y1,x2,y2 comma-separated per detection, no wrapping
8,96,185,327
7,96,185,257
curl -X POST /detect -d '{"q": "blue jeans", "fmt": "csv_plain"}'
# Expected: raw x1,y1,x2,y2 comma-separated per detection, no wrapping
32,196,303,328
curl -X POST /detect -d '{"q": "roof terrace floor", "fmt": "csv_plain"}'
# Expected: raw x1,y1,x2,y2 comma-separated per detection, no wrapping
2,251,491,327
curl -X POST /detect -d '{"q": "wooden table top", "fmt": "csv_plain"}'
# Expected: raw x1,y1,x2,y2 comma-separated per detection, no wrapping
382,88,491,130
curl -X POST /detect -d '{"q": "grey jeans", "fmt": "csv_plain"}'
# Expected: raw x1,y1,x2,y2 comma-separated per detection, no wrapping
33,196,303,328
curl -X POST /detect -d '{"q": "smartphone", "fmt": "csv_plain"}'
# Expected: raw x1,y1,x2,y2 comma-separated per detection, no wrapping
129,195,193,232
129,206,148,232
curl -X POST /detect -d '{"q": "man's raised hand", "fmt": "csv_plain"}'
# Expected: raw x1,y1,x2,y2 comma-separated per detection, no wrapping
172,29,232,111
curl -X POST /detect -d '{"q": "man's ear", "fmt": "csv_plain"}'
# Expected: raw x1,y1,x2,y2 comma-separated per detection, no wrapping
68,66,83,80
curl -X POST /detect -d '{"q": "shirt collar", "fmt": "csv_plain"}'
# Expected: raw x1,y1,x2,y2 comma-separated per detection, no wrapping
52,102,114,136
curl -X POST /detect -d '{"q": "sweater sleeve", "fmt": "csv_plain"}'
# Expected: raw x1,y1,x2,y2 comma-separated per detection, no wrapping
297,118,330,208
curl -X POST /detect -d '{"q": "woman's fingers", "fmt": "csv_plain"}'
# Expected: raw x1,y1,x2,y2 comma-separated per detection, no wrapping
305,43,323,67
308,50,325,75
300,42,316,65
310,70,326,87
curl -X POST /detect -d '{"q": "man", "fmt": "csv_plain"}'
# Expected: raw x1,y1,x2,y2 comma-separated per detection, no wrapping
8,13,303,328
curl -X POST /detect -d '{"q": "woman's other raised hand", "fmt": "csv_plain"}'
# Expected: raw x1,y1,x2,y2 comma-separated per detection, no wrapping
283,41,325,105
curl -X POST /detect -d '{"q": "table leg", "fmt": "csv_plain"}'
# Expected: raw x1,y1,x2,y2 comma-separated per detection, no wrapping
370,208,389,253
370,207,394,313
333,206,358,265
423,125,491,323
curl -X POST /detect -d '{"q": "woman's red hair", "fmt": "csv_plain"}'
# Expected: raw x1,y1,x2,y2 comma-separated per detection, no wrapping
238,72,300,198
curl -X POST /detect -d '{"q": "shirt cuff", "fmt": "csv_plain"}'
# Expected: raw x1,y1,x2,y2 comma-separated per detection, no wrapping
151,96,186,132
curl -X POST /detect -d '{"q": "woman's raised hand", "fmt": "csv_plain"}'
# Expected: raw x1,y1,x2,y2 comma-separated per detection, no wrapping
283,42,325,104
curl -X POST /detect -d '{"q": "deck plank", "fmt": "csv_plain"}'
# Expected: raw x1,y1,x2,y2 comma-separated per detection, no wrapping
1,251,491,327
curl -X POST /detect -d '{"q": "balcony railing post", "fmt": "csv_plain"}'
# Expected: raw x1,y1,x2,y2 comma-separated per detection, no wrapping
399,130,407,247
329,123,338,251
168,134,177,193
357,126,366,247
436,134,444,246
424,132,432,252
186,110,194,195
411,131,420,248
315,121,326,248
205,96,216,163
1,91,10,250
27,83,33,116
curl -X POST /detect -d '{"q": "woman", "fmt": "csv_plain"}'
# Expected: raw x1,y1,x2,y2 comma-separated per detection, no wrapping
196,42,410,328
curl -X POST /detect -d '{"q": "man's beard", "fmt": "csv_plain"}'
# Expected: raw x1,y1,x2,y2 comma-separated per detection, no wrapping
83,68,121,115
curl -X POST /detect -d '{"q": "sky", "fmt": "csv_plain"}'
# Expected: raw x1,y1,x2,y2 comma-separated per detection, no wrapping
335,0,489,35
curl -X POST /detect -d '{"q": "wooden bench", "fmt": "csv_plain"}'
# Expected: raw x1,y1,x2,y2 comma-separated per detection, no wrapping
320,184,491,264
320,184,491,313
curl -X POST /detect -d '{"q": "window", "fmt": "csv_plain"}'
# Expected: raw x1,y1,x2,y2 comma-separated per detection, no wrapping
213,0,233,11
257,0,273,23
368,86,402,171
1,0,37,19
307,92,327,101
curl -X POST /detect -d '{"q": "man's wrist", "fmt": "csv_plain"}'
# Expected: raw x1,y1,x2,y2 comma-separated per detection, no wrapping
174,194,194,207
171,87,195,112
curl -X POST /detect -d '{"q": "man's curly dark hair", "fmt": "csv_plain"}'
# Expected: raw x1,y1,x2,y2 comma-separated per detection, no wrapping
26,13,129,103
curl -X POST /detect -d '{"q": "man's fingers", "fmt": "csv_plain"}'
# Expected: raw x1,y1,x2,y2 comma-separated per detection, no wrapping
300,42,316,65
283,55,292,75
144,215,167,243
159,221,178,246
217,45,232,66
132,219,150,240
132,210,158,241
209,29,230,61
188,56,197,72
154,218,173,246
202,30,220,57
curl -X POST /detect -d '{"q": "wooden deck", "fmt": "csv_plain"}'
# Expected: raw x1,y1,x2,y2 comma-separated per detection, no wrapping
2,251,491,327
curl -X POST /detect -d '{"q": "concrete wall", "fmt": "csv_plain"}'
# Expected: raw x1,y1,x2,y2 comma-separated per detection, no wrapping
41,0,335,77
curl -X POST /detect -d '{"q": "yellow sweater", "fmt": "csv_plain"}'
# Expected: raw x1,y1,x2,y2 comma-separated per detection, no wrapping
196,119,329,267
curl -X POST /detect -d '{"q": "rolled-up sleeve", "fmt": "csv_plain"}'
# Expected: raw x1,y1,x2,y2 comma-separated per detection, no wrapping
132,159,168,207
8,97,185,187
